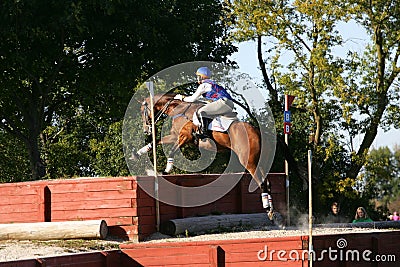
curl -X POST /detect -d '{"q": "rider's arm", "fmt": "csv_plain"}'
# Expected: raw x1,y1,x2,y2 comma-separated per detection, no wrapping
183,83,212,102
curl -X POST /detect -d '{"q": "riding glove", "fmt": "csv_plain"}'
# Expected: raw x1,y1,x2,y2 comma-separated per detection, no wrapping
174,94,184,101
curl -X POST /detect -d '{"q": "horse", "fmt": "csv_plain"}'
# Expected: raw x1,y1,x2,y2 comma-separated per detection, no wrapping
131,93,284,226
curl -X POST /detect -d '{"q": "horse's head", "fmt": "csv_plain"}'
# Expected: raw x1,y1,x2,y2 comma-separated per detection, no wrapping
140,99,152,135
140,93,177,135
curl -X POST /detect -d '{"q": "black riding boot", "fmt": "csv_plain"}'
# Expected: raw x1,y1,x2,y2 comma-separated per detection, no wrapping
197,116,209,139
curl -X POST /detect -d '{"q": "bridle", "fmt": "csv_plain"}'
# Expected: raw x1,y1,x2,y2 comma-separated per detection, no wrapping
141,99,174,135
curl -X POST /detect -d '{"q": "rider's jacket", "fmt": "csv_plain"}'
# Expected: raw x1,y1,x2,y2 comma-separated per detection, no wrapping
202,79,232,101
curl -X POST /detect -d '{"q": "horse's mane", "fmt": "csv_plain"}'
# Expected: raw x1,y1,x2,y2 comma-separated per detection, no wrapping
152,93,204,107
153,93,175,103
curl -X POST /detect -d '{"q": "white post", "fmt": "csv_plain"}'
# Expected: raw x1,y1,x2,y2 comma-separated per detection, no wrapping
284,95,294,225
146,81,160,232
308,150,313,267
285,135,290,225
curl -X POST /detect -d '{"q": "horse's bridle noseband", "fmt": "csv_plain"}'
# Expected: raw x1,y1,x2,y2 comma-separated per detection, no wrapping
141,101,152,135
141,99,174,135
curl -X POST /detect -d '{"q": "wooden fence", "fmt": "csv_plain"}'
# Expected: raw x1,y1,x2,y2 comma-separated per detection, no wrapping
1,231,398,266
0,173,285,241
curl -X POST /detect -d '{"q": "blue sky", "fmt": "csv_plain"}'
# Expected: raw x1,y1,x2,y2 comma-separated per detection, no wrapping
229,40,399,150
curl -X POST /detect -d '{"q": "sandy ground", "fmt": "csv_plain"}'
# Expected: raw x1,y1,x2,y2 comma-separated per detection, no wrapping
143,226,395,243
1,226,396,262
0,239,121,262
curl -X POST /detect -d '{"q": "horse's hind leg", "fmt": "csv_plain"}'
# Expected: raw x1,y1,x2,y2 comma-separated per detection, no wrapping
261,178,272,207
243,159,285,228
245,165,285,227
261,178,286,228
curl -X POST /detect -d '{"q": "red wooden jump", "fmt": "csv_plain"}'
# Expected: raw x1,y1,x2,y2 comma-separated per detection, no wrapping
0,173,286,241
1,231,399,266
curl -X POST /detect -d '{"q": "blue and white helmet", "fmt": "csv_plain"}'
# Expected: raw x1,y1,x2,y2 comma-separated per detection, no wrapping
196,67,211,79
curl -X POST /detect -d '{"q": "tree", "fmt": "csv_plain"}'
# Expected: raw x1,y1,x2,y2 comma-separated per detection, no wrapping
343,0,400,179
0,0,235,180
360,147,400,213
225,0,400,215
0,130,30,183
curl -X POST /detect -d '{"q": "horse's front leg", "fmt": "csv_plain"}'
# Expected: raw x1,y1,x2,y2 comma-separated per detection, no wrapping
163,133,191,174
130,134,177,161
130,142,152,160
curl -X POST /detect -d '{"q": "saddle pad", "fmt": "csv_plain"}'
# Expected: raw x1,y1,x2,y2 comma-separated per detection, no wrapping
192,114,235,132
209,116,235,132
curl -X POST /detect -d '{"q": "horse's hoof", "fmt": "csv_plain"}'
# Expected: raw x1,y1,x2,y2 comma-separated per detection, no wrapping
267,210,274,221
162,171,169,175
267,211,286,229
129,150,139,161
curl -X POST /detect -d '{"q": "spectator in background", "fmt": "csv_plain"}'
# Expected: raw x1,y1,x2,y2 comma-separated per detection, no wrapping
392,211,399,221
326,202,346,223
352,207,373,223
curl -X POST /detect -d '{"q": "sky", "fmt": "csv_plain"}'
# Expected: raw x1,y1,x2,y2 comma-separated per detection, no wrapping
229,40,399,150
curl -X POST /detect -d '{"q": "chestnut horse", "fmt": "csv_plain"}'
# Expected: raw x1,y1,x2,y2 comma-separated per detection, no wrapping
132,93,283,226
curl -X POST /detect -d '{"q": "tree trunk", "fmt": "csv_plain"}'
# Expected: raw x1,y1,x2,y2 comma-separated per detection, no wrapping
0,220,108,241
160,213,274,236
256,35,310,189
26,135,46,180
347,25,388,179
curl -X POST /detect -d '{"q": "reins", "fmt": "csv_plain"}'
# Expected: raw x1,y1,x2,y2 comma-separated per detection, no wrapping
171,102,193,120
143,99,174,126
154,99,174,123
142,96,203,134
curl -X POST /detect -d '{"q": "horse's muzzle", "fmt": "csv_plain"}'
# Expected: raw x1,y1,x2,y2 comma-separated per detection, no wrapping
143,125,152,135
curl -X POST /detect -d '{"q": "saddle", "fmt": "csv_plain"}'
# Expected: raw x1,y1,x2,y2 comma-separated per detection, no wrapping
192,112,238,132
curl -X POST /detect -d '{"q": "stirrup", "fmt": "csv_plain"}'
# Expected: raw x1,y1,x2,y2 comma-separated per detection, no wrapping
196,126,209,139
195,131,209,140
198,133,209,139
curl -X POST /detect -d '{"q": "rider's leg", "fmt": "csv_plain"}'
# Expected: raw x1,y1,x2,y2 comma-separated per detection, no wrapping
197,111,210,138
197,99,234,139
198,99,234,117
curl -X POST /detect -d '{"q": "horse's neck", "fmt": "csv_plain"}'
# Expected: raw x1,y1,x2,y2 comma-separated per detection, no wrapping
165,101,201,118
153,96,173,112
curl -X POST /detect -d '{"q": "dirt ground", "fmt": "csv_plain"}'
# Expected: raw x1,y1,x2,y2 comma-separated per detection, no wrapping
0,239,121,262
1,226,395,262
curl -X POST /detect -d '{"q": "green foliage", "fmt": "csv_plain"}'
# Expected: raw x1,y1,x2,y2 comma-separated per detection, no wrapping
226,0,400,219
359,147,400,211
0,130,30,183
1,0,399,226
89,121,130,177
0,0,235,181
42,125,91,179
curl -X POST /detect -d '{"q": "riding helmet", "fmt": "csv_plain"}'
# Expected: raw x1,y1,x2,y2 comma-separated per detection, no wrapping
196,67,211,79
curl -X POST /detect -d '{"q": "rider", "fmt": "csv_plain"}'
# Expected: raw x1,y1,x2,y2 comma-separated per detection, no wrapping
174,67,235,139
